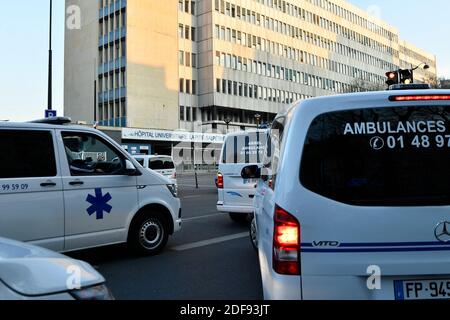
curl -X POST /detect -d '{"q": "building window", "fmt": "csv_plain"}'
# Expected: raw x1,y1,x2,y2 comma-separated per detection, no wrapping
179,50,184,65
186,79,191,94
178,0,183,11
193,108,197,122
185,26,190,40
191,27,196,41
184,0,189,13
216,79,221,93
178,24,184,38
186,107,191,121
192,80,197,95
185,52,191,67
192,53,197,68
180,106,185,121
179,78,184,93
191,1,196,15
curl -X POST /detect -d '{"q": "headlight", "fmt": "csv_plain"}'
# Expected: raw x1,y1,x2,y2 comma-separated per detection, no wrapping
70,284,114,300
166,184,178,198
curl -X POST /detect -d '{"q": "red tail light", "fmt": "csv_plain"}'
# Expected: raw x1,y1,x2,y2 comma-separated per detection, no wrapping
172,172,177,180
216,173,224,189
389,95,450,102
273,206,300,275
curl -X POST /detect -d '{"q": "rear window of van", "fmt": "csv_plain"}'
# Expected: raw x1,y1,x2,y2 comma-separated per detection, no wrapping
222,132,267,164
300,106,450,206
149,158,175,170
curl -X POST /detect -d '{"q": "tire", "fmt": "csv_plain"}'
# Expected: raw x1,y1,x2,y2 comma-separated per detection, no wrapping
229,212,249,224
128,213,169,256
249,216,258,252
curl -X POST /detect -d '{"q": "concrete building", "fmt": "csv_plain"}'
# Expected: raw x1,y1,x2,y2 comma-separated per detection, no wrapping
64,0,437,159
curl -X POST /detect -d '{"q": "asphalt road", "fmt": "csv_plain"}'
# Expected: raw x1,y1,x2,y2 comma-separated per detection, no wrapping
68,173,263,300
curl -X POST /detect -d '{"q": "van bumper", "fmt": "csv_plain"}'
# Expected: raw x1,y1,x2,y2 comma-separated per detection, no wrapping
216,202,254,214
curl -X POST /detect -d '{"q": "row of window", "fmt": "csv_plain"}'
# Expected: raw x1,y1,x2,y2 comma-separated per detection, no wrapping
400,45,435,68
216,78,313,104
178,0,196,15
178,24,196,42
214,24,396,73
179,50,197,68
98,71,126,92
179,106,198,122
98,101,127,122
179,79,198,95
215,0,397,57
99,10,126,35
215,51,385,87
252,0,397,41
99,40,126,65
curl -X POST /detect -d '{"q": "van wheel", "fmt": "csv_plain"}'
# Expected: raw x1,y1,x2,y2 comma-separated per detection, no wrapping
128,213,169,256
249,217,258,251
229,213,249,224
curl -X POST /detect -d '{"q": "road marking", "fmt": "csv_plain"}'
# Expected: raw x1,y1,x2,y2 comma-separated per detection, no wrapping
182,195,202,199
182,212,228,222
170,232,248,251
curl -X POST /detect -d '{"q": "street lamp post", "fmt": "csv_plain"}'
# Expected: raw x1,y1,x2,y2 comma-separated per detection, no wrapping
254,114,261,129
47,0,53,111
224,117,232,133
410,62,430,84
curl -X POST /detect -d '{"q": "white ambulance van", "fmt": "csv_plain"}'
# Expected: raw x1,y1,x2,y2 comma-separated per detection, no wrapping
246,88,450,300
0,118,181,256
216,130,267,223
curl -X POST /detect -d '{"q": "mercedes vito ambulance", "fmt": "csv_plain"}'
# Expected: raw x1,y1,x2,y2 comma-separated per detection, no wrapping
0,118,181,256
246,88,450,300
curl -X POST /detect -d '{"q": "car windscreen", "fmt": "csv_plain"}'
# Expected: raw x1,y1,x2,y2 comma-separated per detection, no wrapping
300,105,450,206
222,132,267,164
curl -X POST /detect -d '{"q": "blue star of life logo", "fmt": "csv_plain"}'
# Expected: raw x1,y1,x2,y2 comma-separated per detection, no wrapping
86,188,112,220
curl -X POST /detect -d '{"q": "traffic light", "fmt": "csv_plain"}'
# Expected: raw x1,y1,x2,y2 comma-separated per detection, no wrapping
399,69,414,84
386,71,399,86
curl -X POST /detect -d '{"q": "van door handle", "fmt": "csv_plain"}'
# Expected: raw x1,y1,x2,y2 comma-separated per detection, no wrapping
41,182,57,187
69,181,84,186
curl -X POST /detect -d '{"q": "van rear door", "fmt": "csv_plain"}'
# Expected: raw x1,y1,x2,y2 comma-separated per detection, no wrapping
221,133,266,209
296,103,450,300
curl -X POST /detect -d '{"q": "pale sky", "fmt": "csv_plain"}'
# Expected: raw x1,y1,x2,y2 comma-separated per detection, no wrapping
0,1,448,122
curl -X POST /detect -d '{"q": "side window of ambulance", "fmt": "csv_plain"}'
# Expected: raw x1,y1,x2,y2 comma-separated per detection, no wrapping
62,132,125,176
262,117,285,189
0,130,57,179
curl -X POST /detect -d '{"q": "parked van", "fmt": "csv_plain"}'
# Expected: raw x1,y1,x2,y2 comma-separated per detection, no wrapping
0,118,181,256
246,89,450,300
217,130,267,223
133,155,177,186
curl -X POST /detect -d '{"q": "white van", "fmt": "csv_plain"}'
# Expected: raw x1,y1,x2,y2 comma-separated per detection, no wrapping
0,118,181,256
132,155,177,186
0,237,113,300
217,130,267,223
247,89,450,300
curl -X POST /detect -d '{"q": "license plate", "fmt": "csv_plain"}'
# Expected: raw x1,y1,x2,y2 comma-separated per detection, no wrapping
243,179,258,184
394,279,450,300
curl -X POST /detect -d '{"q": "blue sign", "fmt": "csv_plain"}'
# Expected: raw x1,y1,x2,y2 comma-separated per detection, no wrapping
86,188,112,220
45,110,57,118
